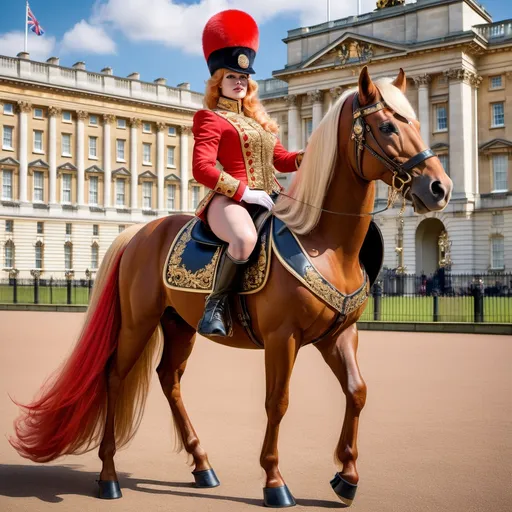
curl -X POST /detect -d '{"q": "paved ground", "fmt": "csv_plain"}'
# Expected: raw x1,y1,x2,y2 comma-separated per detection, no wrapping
0,311,511,512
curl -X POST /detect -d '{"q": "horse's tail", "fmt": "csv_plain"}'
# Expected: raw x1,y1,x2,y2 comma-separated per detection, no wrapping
9,223,162,462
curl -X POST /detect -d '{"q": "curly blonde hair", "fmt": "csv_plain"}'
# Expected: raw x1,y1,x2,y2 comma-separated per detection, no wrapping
204,69,279,134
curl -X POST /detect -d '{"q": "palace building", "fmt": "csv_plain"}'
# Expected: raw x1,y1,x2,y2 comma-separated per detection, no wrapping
0,55,205,279
259,0,512,275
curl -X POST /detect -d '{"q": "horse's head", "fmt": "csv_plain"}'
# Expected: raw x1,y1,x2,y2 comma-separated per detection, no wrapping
349,66,452,213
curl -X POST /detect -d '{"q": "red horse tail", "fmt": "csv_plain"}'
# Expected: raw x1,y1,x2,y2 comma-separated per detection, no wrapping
9,230,135,462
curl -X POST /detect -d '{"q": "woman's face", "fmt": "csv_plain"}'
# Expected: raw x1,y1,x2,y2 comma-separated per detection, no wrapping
220,72,249,100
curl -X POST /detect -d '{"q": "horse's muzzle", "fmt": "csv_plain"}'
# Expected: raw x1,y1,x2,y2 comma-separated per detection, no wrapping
410,174,453,213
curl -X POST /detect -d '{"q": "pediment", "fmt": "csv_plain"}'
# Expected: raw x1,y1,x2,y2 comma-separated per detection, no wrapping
0,157,20,166
57,162,77,172
112,167,130,176
29,159,49,168
165,173,181,181
479,138,512,153
432,143,449,152
139,170,157,180
301,33,407,70
85,164,103,173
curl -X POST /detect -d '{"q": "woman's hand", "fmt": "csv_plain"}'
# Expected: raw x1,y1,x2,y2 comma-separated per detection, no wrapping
241,188,274,210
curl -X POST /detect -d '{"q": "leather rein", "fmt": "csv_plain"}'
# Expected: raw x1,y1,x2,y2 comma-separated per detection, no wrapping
279,92,437,218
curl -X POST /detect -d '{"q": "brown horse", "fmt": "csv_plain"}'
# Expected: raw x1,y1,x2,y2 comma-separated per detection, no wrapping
10,67,452,508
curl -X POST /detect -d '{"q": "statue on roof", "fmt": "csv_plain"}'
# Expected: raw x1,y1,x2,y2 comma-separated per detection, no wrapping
376,0,405,9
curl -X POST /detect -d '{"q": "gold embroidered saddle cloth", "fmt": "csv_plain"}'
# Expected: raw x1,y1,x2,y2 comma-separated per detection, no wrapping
163,216,383,316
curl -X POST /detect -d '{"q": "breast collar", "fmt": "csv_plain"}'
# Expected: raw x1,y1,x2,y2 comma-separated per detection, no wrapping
216,96,243,115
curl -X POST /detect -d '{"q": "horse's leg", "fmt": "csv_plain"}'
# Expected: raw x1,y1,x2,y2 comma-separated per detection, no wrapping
157,308,219,488
259,329,300,508
98,309,163,498
315,323,367,507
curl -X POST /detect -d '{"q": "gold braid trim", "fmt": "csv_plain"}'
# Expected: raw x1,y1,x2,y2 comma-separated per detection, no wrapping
214,171,240,198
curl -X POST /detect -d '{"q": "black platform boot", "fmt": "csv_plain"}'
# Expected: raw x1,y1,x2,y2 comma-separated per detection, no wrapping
197,251,247,337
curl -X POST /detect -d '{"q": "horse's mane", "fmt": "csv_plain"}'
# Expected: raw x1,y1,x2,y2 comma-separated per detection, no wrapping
273,77,417,235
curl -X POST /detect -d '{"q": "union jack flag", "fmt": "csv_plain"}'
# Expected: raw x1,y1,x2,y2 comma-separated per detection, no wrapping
27,5,45,36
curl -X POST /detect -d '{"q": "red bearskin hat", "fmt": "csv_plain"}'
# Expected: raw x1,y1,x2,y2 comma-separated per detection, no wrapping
202,10,259,75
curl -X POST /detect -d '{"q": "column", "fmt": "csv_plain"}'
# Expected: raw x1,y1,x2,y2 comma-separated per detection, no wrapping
308,90,324,130
179,125,191,212
48,107,61,204
16,101,31,202
76,110,88,205
103,114,115,208
329,87,343,111
471,74,482,196
446,68,477,200
156,122,166,212
413,74,431,146
286,95,301,151
129,118,141,209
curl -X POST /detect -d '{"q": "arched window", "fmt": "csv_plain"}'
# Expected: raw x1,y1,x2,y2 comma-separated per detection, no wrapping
35,240,44,270
4,240,14,268
91,242,99,269
64,241,73,270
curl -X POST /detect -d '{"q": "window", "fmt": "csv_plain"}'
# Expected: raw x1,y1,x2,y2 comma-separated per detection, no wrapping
435,105,448,131
438,154,449,175
492,212,504,228
492,154,508,192
491,236,504,269
167,146,175,167
116,179,125,206
168,126,176,136
304,118,313,144
143,143,151,164
3,103,13,115
33,171,44,202
91,244,99,269
64,243,73,270
490,76,503,89
34,108,43,119
62,174,72,203
5,219,13,233
192,185,200,209
117,118,126,129
89,114,98,126
88,136,97,158
2,170,13,199
491,103,505,128
118,224,125,233
4,241,14,268
33,130,43,152
3,126,13,149
37,221,44,234
93,224,99,236
35,243,43,269
116,139,125,161
143,122,151,133
89,176,98,205
62,111,72,122
65,223,72,235
62,134,72,156
167,183,176,210
142,181,152,209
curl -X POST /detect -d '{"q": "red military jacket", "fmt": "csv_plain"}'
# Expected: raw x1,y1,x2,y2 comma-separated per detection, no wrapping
192,97,300,215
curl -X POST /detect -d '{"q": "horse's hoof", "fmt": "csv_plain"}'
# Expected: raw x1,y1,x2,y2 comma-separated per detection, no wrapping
263,485,296,508
192,468,220,488
330,473,357,506
97,479,122,499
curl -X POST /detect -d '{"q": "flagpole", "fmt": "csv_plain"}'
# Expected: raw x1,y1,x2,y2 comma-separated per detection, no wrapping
24,0,28,53
327,0,330,22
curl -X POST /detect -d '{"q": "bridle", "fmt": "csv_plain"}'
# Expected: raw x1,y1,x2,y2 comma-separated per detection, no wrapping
351,92,436,201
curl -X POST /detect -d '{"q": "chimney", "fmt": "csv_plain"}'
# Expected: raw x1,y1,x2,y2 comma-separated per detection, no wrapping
177,82,191,90
72,61,86,70
101,66,113,75
127,72,140,80
17,51,29,60
46,56,60,66
154,77,167,85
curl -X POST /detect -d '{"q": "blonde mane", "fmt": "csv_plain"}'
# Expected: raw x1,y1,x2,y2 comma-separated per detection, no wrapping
273,77,417,235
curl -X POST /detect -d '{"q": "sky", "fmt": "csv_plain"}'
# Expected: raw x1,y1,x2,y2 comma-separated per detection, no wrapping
0,0,511,94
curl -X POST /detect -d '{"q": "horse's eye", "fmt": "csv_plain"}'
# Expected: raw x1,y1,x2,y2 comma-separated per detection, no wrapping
379,122,398,135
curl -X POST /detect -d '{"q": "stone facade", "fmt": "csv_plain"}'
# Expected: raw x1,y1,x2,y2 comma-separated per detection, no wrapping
258,0,512,274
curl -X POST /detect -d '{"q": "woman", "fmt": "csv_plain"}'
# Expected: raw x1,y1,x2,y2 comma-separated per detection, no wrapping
193,9,303,337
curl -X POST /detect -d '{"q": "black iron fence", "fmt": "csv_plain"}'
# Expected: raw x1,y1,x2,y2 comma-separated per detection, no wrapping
0,270,511,324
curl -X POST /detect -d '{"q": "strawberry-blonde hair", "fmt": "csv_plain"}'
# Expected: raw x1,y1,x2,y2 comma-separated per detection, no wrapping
204,69,279,134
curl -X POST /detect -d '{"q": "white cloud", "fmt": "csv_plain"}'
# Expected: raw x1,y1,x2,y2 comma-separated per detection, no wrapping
61,20,116,55
91,0,417,56
0,31,56,60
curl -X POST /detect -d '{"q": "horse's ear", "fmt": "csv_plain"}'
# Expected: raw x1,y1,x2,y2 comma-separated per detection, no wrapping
358,66,378,106
392,68,407,94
